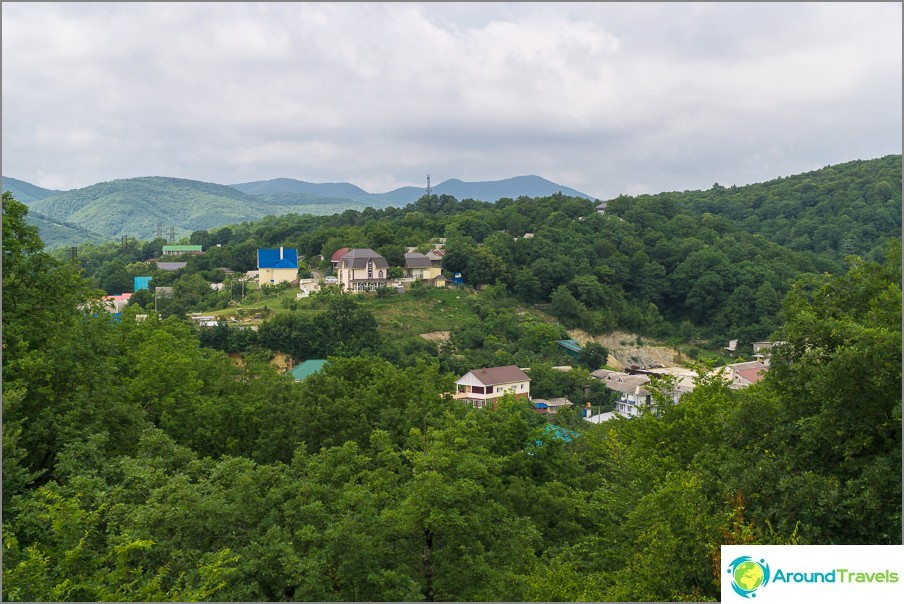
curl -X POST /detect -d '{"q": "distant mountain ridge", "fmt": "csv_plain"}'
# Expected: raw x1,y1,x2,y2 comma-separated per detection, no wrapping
1,176,61,203
230,174,594,204
5,173,593,249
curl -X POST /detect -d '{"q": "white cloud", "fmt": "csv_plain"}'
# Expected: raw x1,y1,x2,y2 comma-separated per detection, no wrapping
2,2,900,198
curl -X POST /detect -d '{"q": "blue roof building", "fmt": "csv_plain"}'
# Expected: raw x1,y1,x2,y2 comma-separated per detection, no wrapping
134,276,152,291
257,247,300,286
257,247,299,270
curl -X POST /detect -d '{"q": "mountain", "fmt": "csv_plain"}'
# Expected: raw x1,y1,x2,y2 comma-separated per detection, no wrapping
24,210,109,250
231,174,595,206
26,177,276,244
382,175,595,204
2,175,62,203
230,178,374,202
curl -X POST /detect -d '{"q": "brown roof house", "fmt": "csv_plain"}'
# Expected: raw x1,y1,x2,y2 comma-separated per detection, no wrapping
337,248,390,292
454,365,530,409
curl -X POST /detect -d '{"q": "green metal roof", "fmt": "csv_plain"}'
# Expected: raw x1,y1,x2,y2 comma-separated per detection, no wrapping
162,245,203,252
290,359,328,381
556,339,583,353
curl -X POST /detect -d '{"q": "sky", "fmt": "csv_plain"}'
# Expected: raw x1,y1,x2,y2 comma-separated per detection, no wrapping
2,2,901,200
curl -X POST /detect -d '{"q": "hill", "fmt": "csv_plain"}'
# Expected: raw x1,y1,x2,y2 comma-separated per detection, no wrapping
26,177,276,243
230,178,374,202
24,210,109,250
381,175,594,204
1,176,61,203
231,175,594,206
609,154,902,263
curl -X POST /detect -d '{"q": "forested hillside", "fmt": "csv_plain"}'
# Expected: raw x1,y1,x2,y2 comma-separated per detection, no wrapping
3,188,900,601
608,155,901,263
24,177,274,243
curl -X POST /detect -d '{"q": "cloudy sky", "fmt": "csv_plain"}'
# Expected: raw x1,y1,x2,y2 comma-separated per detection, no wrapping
2,2,901,200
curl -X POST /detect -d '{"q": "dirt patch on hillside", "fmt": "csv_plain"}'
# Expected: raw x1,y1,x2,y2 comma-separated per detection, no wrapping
568,329,686,370
420,331,451,342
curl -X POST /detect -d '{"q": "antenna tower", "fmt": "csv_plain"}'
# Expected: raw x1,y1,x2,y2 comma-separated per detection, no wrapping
426,175,432,196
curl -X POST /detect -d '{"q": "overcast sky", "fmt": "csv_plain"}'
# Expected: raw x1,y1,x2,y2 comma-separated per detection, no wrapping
2,2,901,200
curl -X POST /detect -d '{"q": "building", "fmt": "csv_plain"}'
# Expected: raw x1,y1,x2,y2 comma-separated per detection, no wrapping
454,365,531,409
162,244,203,256
556,339,583,358
591,369,686,418
531,397,574,415
595,201,608,214
336,248,390,292
330,247,350,272
103,293,133,314
156,261,187,271
403,252,445,286
134,276,152,291
257,247,299,287
290,359,328,382
714,360,770,389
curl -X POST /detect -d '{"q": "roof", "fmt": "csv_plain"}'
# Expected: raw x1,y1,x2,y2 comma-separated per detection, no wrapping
257,247,299,270
290,359,328,381
532,397,573,408
556,339,583,353
162,245,202,252
134,276,152,291
736,367,768,384
404,252,431,268
331,247,350,262
458,365,530,387
156,262,187,271
339,248,389,269
593,371,651,395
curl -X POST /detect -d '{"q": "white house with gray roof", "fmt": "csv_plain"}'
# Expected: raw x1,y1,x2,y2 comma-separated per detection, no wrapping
337,248,390,292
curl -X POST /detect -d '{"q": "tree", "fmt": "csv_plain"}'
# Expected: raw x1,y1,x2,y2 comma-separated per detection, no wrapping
577,341,610,371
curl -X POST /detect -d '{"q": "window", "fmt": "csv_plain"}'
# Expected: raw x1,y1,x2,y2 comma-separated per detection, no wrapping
368,261,373,279
378,269,383,278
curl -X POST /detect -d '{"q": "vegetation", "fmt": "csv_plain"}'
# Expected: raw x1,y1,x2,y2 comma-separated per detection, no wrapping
3,150,901,602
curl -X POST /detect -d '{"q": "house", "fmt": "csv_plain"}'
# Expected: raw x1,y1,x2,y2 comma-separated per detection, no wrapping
162,244,203,256
134,276,152,291
595,201,608,214
337,248,390,292
752,341,784,362
290,359,328,382
404,252,444,285
714,360,770,389
103,293,133,314
454,365,530,409
330,247,350,272
531,397,574,415
156,261,187,271
257,247,299,287
591,369,685,418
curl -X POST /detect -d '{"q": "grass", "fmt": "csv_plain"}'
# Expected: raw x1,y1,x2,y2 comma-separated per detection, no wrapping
201,284,478,337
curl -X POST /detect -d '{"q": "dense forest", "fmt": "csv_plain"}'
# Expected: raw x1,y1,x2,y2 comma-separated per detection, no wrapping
2,153,901,602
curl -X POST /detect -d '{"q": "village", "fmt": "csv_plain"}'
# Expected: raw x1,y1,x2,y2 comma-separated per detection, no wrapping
100,241,779,425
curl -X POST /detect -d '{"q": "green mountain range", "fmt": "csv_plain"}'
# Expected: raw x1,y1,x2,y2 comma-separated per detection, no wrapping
4,173,595,249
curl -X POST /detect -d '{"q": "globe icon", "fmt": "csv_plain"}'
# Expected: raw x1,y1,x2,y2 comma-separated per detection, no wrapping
733,560,765,592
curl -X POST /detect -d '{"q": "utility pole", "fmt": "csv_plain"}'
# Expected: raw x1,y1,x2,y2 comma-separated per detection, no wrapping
426,175,432,196
168,226,176,243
